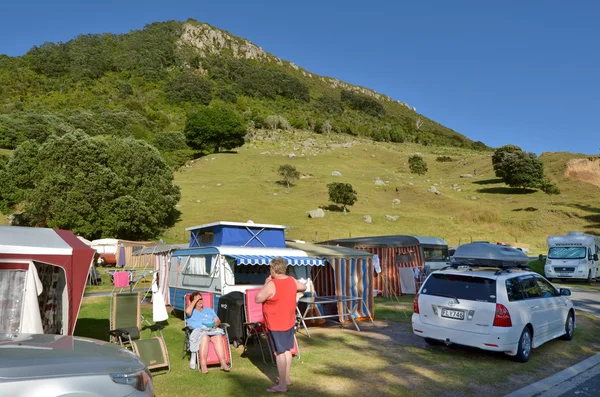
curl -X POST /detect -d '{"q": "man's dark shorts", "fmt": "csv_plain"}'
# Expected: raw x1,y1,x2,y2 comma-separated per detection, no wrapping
270,328,294,353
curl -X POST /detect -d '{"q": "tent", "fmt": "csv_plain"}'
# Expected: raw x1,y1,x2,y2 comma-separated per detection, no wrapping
286,241,374,321
320,235,424,297
0,226,96,336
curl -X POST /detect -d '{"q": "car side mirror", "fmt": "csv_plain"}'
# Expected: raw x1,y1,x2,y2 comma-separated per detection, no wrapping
593,254,599,261
559,288,571,296
538,254,544,261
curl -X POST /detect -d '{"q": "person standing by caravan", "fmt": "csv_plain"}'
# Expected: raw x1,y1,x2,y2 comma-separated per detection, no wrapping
255,257,306,393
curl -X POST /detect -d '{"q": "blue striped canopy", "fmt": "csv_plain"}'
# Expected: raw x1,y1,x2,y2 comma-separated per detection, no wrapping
227,254,325,266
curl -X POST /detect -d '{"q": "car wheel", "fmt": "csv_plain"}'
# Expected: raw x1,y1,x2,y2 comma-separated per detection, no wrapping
424,337,442,346
514,327,532,363
560,313,574,341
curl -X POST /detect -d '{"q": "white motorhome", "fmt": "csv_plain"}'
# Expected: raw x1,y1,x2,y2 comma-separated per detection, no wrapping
545,232,600,281
414,236,450,271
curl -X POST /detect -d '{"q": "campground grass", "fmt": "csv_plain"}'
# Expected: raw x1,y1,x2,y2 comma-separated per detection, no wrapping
76,296,600,397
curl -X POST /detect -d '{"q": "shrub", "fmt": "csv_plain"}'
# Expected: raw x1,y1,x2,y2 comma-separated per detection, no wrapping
165,72,213,105
316,95,343,114
408,155,428,175
184,106,246,153
153,131,188,151
215,86,238,103
278,164,300,188
436,156,453,162
340,90,385,117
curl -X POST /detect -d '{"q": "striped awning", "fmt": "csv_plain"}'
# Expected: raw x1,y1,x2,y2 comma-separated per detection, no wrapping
227,255,325,266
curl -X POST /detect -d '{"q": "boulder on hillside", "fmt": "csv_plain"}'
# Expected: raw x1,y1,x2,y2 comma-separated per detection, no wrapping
307,209,325,218
363,215,372,223
392,199,401,205
332,171,343,177
386,215,399,221
460,174,473,178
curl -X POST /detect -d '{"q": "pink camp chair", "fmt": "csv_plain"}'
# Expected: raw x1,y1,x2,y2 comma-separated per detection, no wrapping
182,292,232,371
243,288,300,366
113,271,130,289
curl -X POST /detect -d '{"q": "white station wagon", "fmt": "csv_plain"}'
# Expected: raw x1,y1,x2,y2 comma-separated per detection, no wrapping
412,243,574,362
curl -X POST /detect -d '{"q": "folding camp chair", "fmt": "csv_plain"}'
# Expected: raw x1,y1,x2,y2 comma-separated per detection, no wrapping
243,288,300,366
108,292,170,374
182,292,232,371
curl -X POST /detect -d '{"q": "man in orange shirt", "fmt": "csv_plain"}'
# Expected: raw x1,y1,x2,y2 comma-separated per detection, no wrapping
256,257,307,393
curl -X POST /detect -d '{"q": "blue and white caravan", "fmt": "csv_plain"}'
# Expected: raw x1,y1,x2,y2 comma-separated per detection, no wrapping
168,221,324,310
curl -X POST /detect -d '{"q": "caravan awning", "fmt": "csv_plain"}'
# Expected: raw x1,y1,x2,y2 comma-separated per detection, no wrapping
227,254,325,266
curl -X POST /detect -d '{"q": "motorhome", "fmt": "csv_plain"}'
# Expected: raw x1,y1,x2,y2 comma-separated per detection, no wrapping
545,232,600,281
414,236,450,271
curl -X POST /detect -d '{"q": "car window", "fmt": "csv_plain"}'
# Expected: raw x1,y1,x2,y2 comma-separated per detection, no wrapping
519,276,542,298
505,277,525,301
421,273,496,303
535,277,558,297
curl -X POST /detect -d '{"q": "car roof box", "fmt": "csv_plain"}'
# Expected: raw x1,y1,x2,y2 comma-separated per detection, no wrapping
452,242,530,267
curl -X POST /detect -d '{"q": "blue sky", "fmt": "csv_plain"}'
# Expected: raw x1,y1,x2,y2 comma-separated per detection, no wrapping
1,1,598,155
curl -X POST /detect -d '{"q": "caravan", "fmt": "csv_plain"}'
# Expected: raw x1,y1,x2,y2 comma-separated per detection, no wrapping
545,232,600,281
414,236,450,271
168,221,324,311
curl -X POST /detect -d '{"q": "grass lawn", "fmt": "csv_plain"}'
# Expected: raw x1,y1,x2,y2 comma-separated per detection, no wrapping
75,296,600,397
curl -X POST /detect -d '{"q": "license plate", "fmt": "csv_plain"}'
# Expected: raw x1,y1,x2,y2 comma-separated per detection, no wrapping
558,273,571,277
441,309,465,320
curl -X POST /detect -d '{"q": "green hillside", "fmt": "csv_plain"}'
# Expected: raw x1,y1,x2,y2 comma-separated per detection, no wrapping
1,19,598,249
0,19,485,158
163,130,600,254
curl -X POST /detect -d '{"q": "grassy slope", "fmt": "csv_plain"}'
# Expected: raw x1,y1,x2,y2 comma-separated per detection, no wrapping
160,130,600,254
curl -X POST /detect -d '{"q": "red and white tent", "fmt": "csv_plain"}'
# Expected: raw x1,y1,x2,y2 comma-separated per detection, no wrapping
0,226,95,336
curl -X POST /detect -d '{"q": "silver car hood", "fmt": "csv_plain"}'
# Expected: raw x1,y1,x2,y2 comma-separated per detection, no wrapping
0,334,146,380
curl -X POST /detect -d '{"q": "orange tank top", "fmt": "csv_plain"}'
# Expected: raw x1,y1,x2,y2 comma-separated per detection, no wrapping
263,277,297,331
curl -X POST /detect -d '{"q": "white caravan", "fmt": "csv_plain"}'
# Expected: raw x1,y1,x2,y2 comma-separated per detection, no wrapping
545,232,600,281
414,236,450,272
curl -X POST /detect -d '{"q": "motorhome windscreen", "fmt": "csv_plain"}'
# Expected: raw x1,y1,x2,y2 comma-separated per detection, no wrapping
421,274,497,303
423,247,450,262
548,247,586,259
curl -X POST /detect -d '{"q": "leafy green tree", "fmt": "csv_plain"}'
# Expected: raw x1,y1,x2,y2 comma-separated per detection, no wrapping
540,179,561,204
340,90,385,117
408,155,428,175
184,106,246,153
492,145,545,188
165,72,213,105
327,182,358,212
278,164,300,188
492,144,522,179
0,132,181,240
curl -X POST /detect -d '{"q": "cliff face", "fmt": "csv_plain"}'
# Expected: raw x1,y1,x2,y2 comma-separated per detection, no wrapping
177,21,414,110
565,158,600,187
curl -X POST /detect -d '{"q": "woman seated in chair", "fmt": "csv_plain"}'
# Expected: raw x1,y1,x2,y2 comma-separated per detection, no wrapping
185,292,230,373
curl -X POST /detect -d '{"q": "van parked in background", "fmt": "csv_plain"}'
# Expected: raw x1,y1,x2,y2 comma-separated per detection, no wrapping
414,236,450,272
545,232,600,282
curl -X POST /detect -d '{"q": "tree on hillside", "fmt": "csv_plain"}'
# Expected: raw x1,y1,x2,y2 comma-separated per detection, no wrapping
165,72,213,105
327,182,358,212
492,144,522,179
0,132,181,240
278,164,300,188
408,155,428,175
540,179,561,204
492,145,545,188
184,106,246,153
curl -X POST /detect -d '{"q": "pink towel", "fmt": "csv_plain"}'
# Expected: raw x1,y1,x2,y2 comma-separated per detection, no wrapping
113,272,130,288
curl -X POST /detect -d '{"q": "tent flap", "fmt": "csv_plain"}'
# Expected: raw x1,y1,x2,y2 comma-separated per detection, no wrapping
227,254,324,266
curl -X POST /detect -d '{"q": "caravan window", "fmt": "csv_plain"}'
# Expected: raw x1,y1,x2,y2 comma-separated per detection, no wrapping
182,255,214,276
548,247,586,260
423,247,450,262
234,265,270,285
